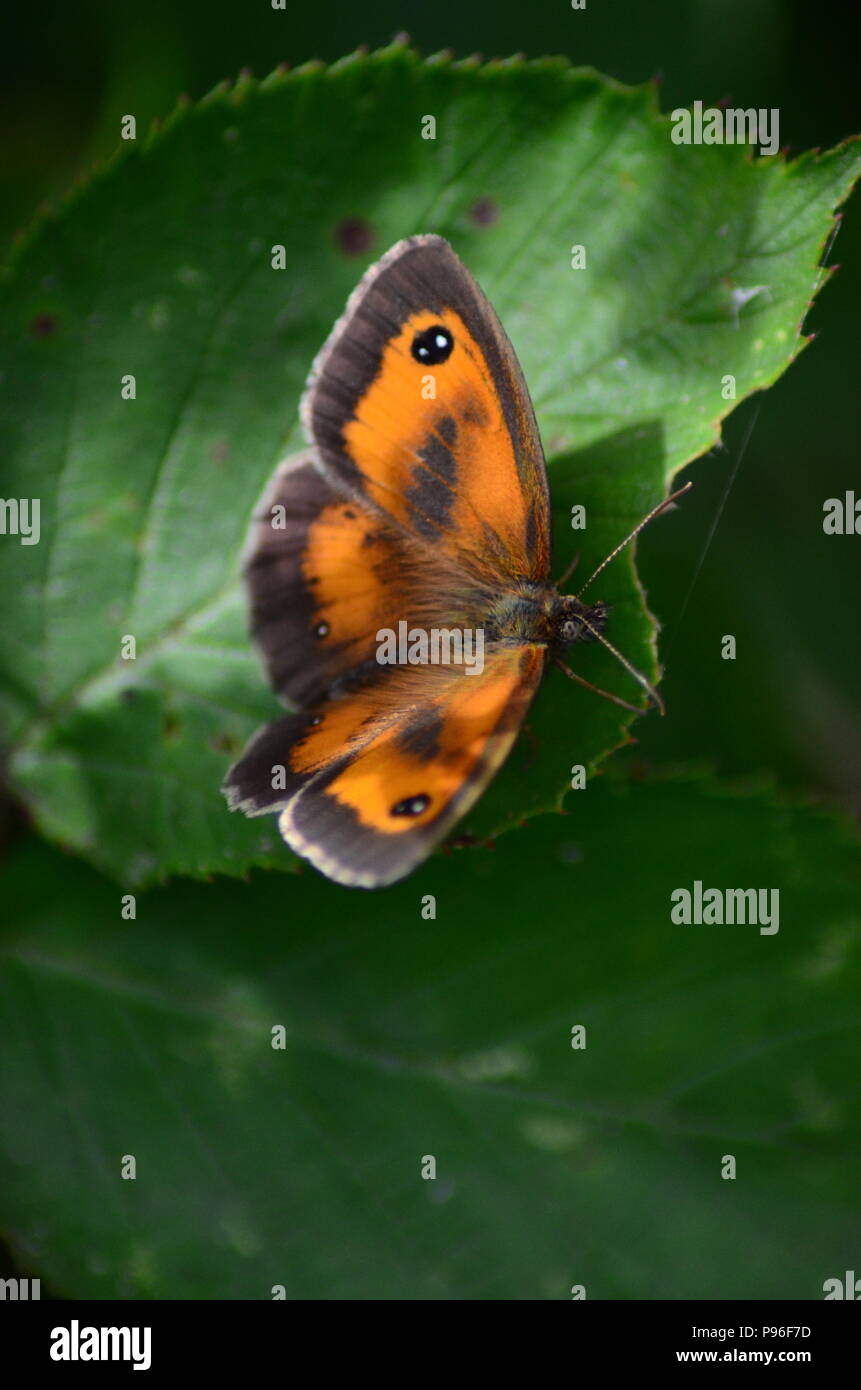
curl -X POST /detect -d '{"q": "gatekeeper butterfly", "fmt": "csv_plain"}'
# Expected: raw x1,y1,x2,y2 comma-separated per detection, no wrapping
223,235,688,887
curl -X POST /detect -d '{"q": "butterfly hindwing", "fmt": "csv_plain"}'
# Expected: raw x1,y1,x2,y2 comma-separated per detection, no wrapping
226,647,545,886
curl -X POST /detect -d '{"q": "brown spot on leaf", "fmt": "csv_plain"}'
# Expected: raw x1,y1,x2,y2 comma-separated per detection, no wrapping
470,197,499,227
210,732,240,755
30,313,57,339
335,217,374,256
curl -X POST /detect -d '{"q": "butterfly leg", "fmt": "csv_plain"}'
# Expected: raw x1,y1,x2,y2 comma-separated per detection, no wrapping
554,550,581,587
552,657,650,716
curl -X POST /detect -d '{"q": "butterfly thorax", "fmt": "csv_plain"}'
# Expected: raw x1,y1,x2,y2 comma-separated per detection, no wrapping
483,583,608,651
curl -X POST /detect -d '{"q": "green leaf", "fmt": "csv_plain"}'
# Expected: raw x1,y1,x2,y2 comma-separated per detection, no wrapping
1,769,859,1299
1,46,858,883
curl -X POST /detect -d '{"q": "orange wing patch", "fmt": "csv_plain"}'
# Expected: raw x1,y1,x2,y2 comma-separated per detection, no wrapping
302,499,399,657
244,452,434,707
286,680,395,778
316,649,534,833
343,308,533,575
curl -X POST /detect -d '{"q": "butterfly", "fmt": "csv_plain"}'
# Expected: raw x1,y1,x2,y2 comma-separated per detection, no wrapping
222,235,687,887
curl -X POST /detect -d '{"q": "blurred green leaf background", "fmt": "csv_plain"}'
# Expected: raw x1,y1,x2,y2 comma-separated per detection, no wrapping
2,774,860,1300
1,0,859,1300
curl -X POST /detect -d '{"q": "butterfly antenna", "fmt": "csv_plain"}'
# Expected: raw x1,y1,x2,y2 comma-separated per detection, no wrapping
577,612,666,715
576,481,693,598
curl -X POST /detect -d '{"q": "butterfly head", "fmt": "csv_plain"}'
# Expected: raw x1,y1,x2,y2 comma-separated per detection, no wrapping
551,595,609,649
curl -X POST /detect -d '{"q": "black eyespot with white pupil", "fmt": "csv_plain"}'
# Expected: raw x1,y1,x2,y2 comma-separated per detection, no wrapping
390,794,430,817
411,325,453,365
314,621,329,639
